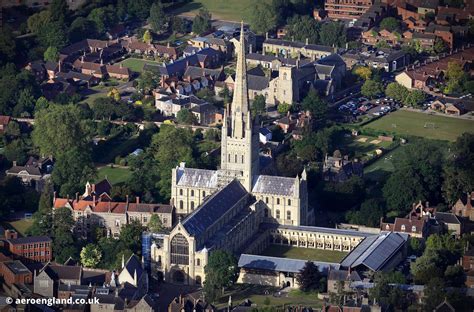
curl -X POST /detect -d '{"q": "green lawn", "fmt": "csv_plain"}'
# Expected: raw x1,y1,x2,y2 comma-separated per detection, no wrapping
215,285,322,309
363,110,474,141
1,219,33,236
119,58,162,73
261,244,347,263
171,0,269,22
335,135,394,160
92,135,141,164
96,166,132,185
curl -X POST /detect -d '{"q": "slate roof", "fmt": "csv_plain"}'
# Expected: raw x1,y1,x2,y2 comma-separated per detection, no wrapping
7,236,52,245
238,254,340,273
328,269,361,282
41,264,82,281
252,175,296,196
4,261,31,275
340,232,408,271
183,66,223,80
122,255,143,280
182,180,248,238
176,167,218,189
247,74,269,91
435,212,461,224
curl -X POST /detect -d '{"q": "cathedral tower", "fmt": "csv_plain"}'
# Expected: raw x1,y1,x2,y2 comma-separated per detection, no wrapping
220,22,259,191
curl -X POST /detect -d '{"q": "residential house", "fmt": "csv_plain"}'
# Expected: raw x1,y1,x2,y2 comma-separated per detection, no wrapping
82,179,112,200
118,254,148,299
53,183,173,239
6,235,52,263
155,91,210,119
324,0,375,21
452,191,474,221
435,212,462,236
168,292,216,312
189,103,218,125
124,40,178,60
380,216,428,238
34,263,82,297
327,269,362,293
462,248,474,271
187,36,234,61
246,53,313,71
73,58,107,78
361,29,401,46
56,71,100,88
259,128,272,144
0,260,32,287
342,48,410,72
274,115,297,134
0,115,11,133
5,156,53,190
430,98,474,116
263,38,334,61
25,61,47,82
106,24,126,40
322,152,363,183
105,64,131,80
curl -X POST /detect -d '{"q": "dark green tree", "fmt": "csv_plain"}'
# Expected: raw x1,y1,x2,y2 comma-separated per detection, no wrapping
204,250,238,302
49,0,68,25
149,2,167,33
250,2,277,34
251,95,266,117
0,27,17,66
361,79,383,99
119,219,145,255
296,261,321,291
176,109,197,125
379,17,400,32
319,21,346,47
52,207,77,263
192,8,212,35
346,198,385,227
286,15,319,45
28,184,54,236
301,88,327,127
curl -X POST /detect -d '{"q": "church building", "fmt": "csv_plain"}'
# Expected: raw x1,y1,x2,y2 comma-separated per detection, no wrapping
150,22,310,285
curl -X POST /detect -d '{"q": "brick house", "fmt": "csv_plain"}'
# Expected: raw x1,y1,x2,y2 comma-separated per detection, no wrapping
6,235,52,263
0,260,32,287
0,115,11,133
462,248,474,271
324,0,374,20
452,191,474,221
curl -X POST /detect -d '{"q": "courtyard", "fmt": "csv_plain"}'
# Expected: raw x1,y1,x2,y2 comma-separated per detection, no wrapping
260,244,348,263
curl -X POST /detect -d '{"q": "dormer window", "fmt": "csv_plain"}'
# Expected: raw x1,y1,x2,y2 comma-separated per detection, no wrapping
386,224,390,230
401,224,406,231
412,226,416,232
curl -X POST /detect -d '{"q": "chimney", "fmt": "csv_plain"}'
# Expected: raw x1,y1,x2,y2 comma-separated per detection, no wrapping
58,60,61,73
126,195,129,203
53,191,56,203
167,42,170,48
12,160,16,167
291,36,295,42
121,254,125,268
265,32,268,40
100,59,103,66
120,63,123,69
75,192,79,201
249,44,253,54
296,59,300,69
305,38,309,45
81,56,84,63
136,196,140,204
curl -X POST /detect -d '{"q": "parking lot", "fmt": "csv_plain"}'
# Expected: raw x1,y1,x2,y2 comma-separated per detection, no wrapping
337,96,400,121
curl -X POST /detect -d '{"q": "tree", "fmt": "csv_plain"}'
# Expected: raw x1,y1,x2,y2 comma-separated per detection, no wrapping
52,207,77,263
37,21,67,49
88,6,117,36
192,8,212,35
143,29,152,44
433,37,448,54
361,79,383,99
385,82,408,103
33,104,90,156
52,148,96,197
353,66,372,81
277,102,291,114
119,219,145,255
107,88,121,102
370,272,408,310
149,2,167,33
49,0,68,25
204,250,238,302
346,198,385,227
136,70,159,94
250,2,277,34
27,10,51,34
380,17,400,32
69,17,97,42
14,88,36,117
286,15,320,44
81,244,102,268
403,90,426,107
176,109,197,125
444,61,466,94
44,46,59,62
423,278,445,311
28,184,53,236
443,133,474,203
251,95,266,117
171,16,187,34
127,0,153,20
0,28,17,66
147,214,164,233
296,261,321,291
319,21,346,47
383,141,444,215
301,88,327,127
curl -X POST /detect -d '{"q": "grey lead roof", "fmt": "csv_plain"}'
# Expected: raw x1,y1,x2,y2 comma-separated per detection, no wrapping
252,175,296,196
176,167,218,189
262,223,373,238
340,232,408,271
182,180,248,238
238,254,340,273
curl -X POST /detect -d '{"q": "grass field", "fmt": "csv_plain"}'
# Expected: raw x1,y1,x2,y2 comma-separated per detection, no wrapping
1,219,33,236
363,144,408,181
215,285,322,309
119,58,162,73
96,166,132,185
261,244,347,263
335,135,393,159
363,110,474,141
171,0,267,22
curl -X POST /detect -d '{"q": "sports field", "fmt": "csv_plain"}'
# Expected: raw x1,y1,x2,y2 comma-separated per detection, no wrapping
119,58,161,73
171,0,266,22
261,244,347,263
96,166,132,185
363,110,474,141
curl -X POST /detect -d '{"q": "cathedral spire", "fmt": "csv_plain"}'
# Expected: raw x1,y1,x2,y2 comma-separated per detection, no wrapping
230,21,250,139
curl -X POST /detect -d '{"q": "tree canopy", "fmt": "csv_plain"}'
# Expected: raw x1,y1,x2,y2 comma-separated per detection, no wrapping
192,8,212,35
204,250,238,302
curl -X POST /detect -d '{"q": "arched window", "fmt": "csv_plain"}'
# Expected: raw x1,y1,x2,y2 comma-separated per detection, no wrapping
195,275,202,285
287,211,291,220
241,155,244,163
179,200,183,210
202,191,206,197
235,155,238,163
288,199,291,206
277,198,280,205
191,190,194,197
179,189,183,196
191,201,195,210
170,233,189,265
276,210,280,219
265,197,269,204
196,259,201,266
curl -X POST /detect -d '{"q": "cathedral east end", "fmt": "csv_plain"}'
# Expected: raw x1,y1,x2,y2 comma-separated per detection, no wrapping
150,23,310,285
